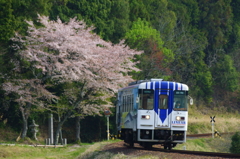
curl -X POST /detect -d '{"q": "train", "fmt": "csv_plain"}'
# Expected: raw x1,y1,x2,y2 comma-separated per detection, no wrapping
116,79,192,150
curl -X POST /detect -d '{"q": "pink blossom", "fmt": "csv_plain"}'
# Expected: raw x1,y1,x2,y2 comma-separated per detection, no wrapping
12,15,142,93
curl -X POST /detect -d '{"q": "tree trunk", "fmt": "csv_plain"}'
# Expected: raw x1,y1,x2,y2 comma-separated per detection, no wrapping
54,112,71,145
20,108,28,139
21,116,28,139
75,116,81,144
54,121,63,145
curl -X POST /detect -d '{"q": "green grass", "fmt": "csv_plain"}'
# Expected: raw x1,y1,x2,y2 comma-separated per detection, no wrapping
188,105,240,134
0,145,81,159
76,136,233,159
0,135,234,159
0,105,239,158
0,140,121,159
174,134,232,153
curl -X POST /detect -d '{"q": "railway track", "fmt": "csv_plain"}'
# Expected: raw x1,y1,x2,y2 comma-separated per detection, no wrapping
122,143,240,158
153,147,240,158
103,133,239,159
187,132,235,138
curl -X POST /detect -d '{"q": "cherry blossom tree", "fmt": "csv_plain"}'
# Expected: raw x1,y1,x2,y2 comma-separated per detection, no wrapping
2,79,58,139
9,15,142,143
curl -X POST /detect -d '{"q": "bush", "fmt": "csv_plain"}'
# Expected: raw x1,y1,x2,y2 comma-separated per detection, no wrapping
230,132,240,153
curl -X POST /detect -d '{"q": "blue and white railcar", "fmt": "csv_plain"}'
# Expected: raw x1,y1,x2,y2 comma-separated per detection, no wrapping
116,79,190,149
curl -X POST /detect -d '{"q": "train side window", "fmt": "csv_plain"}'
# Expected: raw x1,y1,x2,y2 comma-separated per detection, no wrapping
138,89,154,110
125,96,127,112
122,94,133,112
130,94,133,111
159,95,168,109
127,96,129,112
124,96,125,112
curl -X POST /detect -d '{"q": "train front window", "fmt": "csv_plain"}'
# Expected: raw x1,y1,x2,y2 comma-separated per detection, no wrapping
174,91,188,111
138,89,154,110
159,95,168,109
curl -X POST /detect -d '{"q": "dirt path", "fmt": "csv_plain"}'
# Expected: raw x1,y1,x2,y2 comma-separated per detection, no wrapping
101,141,231,159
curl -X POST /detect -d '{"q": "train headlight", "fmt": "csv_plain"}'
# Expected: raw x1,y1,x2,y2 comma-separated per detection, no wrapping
176,116,181,121
142,115,150,119
176,116,185,121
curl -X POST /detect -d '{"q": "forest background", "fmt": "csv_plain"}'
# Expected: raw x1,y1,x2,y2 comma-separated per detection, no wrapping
0,0,240,144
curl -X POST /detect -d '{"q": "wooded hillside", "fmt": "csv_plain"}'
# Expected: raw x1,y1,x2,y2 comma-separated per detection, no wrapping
0,0,240,143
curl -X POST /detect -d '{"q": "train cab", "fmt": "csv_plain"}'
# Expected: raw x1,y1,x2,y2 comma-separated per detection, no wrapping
116,79,191,150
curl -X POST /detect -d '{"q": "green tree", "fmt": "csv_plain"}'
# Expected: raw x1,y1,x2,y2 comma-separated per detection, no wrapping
230,132,240,154
11,0,52,35
50,0,114,40
125,18,173,79
191,53,213,103
129,0,149,22
163,0,213,102
144,0,177,41
168,0,200,26
109,0,130,43
0,0,15,42
228,24,240,72
231,0,240,24
12,0,51,19
49,0,70,22
198,0,233,66
212,55,239,92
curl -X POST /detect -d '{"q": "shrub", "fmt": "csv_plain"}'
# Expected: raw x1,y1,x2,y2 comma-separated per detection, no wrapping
230,132,240,153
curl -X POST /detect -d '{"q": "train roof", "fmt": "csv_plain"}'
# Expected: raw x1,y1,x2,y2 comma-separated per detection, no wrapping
119,79,189,91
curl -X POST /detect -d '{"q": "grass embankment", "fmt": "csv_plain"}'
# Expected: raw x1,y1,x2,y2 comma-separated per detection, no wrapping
0,135,234,158
1,105,240,158
187,104,240,134
0,141,119,159
0,144,84,159
175,135,232,153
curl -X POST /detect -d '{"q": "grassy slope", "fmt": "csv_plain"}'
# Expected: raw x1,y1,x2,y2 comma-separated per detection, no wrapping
175,135,232,153
0,105,240,158
0,141,116,159
0,144,87,159
188,104,240,134
0,137,232,159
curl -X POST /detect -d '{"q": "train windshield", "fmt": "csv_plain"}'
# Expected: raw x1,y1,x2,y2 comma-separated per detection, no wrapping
138,89,154,110
174,91,188,111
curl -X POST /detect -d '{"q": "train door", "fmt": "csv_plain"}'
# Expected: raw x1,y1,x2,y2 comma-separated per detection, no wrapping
154,89,172,128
